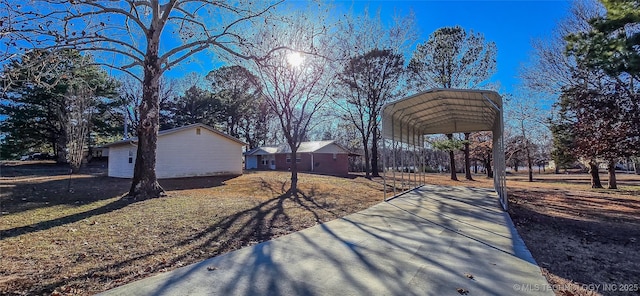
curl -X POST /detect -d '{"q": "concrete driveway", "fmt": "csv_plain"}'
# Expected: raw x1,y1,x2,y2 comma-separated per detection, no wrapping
99,185,553,296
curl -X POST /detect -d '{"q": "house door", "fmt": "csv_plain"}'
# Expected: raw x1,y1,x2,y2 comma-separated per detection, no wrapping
269,157,276,170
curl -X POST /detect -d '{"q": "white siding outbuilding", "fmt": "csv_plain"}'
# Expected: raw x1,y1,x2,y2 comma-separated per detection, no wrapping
106,123,246,179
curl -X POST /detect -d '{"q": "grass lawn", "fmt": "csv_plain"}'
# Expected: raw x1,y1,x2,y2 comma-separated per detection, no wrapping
507,173,640,296
1,161,639,296
1,162,385,295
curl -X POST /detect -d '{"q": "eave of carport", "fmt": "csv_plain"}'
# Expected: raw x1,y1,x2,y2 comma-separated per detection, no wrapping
381,88,508,210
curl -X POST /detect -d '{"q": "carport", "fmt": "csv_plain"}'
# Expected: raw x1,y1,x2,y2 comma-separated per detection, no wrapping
381,88,507,210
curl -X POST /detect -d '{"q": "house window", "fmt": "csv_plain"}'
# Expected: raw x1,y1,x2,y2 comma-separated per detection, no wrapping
287,154,301,163
262,159,269,165
333,153,337,160
196,128,201,135
128,150,133,164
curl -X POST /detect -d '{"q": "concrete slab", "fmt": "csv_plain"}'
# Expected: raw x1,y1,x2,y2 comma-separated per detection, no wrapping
99,185,553,296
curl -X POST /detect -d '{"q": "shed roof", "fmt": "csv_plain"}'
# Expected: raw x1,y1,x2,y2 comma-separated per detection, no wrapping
245,141,353,155
104,123,247,147
382,88,502,143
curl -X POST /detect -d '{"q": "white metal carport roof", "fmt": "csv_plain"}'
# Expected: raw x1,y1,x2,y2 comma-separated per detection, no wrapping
381,88,507,210
382,88,502,139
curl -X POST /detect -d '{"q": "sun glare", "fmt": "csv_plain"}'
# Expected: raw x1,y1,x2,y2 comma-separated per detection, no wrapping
287,52,304,67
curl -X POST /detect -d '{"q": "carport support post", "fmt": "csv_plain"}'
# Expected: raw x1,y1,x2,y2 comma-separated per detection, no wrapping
420,134,423,185
381,111,387,201
421,135,426,185
382,130,387,200
392,117,396,197
408,122,412,188
400,121,404,189
413,127,417,188
412,126,419,187
407,121,412,188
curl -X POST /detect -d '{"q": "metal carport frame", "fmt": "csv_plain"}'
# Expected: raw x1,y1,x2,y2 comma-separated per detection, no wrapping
381,88,508,210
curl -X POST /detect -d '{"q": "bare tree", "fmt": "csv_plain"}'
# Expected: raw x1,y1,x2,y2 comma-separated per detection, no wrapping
239,8,336,195
116,76,176,135
519,0,640,189
333,9,416,178
463,132,472,180
3,0,283,199
505,93,550,182
65,86,93,173
408,25,497,180
470,131,494,178
335,49,405,178
520,0,603,95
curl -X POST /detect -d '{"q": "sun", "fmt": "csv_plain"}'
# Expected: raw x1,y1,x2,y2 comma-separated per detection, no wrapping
287,52,304,68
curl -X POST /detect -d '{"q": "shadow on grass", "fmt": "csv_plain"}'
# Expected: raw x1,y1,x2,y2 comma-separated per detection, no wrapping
1,175,130,215
1,174,241,216
509,189,640,224
508,199,640,292
1,175,243,242
132,185,543,296
21,181,343,295
0,198,133,239
0,161,70,177
159,175,240,191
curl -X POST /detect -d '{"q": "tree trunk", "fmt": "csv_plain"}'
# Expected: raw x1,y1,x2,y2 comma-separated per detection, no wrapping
360,130,370,178
474,160,478,174
128,43,165,199
447,134,458,181
55,134,67,164
371,128,380,177
363,148,371,179
289,150,298,196
486,154,493,178
526,143,533,182
464,133,472,180
588,160,603,189
607,159,617,189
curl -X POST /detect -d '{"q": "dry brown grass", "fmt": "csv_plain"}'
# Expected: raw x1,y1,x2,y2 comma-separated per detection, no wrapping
506,173,640,296
2,162,639,296
1,165,385,296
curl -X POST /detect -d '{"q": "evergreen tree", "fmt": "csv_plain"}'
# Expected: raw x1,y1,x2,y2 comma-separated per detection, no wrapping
562,0,640,188
207,65,269,149
0,49,118,161
550,123,577,173
166,86,220,128
408,26,497,180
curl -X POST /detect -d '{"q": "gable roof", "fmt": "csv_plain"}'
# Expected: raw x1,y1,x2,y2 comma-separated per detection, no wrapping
245,140,352,155
382,88,502,142
104,123,247,147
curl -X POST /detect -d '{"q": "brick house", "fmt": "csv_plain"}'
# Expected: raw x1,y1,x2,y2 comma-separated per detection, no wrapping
244,141,355,176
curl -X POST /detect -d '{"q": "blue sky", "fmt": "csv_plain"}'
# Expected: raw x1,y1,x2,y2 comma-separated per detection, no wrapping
166,1,571,95
335,0,571,94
